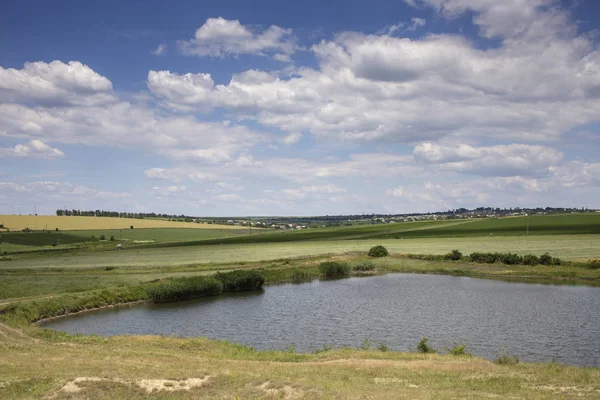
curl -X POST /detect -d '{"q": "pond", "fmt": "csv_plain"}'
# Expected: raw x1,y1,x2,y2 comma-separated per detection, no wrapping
41,274,600,366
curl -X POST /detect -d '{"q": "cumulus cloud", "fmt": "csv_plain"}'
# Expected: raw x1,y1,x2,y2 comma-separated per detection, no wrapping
282,132,302,145
151,43,167,55
148,2,600,144
0,62,266,167
413,142,563,176
177,17,296,59
0,61,116,107
0,140,65,158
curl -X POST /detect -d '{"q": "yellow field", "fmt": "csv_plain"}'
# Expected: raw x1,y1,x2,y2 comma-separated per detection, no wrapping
0,215,244,231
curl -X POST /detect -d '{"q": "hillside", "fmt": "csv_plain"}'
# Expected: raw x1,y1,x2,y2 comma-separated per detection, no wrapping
0,215,244,231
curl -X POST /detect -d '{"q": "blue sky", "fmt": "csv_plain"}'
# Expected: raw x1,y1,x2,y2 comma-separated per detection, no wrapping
1,0,599,216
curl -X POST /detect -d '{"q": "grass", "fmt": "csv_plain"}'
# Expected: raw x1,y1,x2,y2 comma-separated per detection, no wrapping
3,234,599,271
1,321,599,399
140,214,600,247
0,227,600,398
0,231,92,246
366,213,600,239
0,214,251,231
68,227,252,243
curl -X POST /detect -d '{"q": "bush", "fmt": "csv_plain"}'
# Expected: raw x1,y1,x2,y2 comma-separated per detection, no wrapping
498,253,523,265
587,260,600,270
444,249,463,261
352,261,375,271
447,344,471,356
539,252,553,265
522,254,539,266
99,235,106,240
290,270,314,283
417,338,436,353
368,245,388,258
109,235,115,241
147,276,223,303
319,261,351,278
495,348,519,365
215,270,265,292
469,252,500,264
130,225,134,229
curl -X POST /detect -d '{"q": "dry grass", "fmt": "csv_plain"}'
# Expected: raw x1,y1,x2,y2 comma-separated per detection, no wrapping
0,215,246,231
0,322,598,399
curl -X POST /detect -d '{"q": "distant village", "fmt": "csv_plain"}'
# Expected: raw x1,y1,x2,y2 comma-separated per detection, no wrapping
53,207,598,231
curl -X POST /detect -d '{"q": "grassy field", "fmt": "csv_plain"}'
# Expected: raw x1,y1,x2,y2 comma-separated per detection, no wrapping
68,227,253,243
2,234,598,270
2,321,598,399
2,251,600,303
160,213,600,247
0,215,247,231
1,252,600,398
1,213,599,398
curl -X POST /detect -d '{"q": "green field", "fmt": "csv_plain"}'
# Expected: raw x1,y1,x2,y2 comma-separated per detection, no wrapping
2,234,598,271
68,227,254,242
152,214,600,247
2,213,600,398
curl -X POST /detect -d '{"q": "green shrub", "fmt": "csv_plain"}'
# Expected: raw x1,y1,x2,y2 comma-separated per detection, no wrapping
406,253,445,261
352,261,375,271
495,348,519,365
587,260,600,270
290,270,313,283
368,245,389,258
551,257,562,266
319,261,350,278
522,254,539,266
147,276,223,303
498,253,523,265
214,270,265,292
444,249,463,261
469,252,499,264
417,337,436,354
447,344,471,356
539,252,553,265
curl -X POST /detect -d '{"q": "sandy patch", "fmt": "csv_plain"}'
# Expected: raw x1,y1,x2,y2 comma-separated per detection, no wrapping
256,381,303,399
60,377,105,393
57,375,212,395
137,376,211,393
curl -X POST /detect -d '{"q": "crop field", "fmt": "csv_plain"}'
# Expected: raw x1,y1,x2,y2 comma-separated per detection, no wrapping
0,215,247,231
2,234,599,271
169,213,600,247
1,213,600,399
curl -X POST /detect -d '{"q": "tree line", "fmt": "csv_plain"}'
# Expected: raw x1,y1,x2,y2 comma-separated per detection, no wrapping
55,209,197,220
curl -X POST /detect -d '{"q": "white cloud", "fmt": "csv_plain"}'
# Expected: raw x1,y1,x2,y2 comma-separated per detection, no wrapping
404,0,572,40
216,182,245,191
0,140,65,158
413,142,563,176
406,17,426,31
152,185,187,196
149,3,600,145
0,61,116,107
282,132,302,145
177,17,296,58
151,43,167,55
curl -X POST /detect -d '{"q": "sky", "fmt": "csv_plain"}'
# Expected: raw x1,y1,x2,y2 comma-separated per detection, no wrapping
1,0,600,216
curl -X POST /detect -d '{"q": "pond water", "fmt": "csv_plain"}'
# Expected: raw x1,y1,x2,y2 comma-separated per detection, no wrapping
42,274,600,366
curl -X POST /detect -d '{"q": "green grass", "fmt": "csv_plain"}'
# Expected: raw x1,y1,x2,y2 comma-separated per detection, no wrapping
1,226,600,398
140,214,600,247
68,227,253,243
2,234,599,271
0,232,92,246
366,213,600,239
